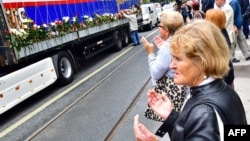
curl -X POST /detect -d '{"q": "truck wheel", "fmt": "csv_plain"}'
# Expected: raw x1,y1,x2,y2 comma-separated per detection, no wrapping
122,30,130,47
56,51,74,86
113,30,123,51
148,23,153,30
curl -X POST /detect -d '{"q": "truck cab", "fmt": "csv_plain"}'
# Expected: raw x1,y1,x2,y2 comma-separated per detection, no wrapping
138,3,158,30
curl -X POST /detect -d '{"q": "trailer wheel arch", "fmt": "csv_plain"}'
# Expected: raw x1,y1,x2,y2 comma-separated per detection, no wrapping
52,51,75,86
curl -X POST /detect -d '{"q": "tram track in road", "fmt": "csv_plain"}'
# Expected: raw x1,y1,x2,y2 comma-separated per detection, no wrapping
104,77,151,140
25,47,137,140
25,30,157,140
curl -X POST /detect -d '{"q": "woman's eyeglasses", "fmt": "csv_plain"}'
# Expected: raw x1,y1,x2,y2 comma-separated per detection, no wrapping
157,24,167,30
157,24,165,28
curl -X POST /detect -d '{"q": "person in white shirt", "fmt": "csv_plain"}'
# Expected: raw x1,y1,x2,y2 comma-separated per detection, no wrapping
142,11,187,122
141,10,184,86
121,9,140,46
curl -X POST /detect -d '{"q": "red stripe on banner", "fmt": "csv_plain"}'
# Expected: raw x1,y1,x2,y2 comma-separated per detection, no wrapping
3,0,96,8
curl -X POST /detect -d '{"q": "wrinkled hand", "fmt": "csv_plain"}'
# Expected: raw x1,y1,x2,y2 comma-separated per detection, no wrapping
141,36,154,54
147,89,172,120
133,114,158,141
153,36,164,48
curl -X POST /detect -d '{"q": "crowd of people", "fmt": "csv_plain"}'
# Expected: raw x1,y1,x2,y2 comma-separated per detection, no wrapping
130,0,249,140
176,0,250,62
134,19,247,141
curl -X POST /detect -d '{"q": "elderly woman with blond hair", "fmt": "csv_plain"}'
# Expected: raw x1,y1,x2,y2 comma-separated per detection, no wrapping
142,10,187,122
133,20,247,141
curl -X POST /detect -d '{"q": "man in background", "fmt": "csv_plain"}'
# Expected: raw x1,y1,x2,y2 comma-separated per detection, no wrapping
229,0,250,61
121,9,140,46
239,0,250,39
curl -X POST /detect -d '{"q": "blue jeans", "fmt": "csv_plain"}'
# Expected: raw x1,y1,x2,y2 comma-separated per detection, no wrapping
131,30,140,45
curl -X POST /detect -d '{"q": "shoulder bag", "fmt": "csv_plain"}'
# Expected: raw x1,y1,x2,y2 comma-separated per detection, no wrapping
144,75,188,122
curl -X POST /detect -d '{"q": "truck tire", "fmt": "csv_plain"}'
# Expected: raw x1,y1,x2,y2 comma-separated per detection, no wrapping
56,51,74,86
148,22,153,30
113,30,123,51
122,30,130,47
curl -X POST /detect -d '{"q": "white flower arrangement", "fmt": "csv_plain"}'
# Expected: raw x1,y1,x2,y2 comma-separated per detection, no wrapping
5,12,124,51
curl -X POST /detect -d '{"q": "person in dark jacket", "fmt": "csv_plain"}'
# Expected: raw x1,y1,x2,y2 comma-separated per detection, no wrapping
201,0,214,13
239,0,250,38
133,20,247,141
180,1,189,23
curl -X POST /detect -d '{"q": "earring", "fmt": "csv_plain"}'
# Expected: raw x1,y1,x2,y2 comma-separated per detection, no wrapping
203,75,207,80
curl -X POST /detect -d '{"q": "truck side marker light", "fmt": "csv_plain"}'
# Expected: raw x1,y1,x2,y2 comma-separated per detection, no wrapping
0,94,3,98
15,85,20,90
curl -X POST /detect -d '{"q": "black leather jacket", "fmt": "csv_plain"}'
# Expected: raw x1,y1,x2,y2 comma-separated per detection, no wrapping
156,79,247,141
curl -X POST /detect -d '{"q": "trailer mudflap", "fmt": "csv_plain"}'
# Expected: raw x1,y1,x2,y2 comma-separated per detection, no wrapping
0,47,17,67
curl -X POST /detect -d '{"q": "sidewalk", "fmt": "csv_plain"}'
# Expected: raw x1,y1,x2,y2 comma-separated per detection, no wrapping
232,38,250,123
